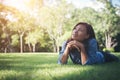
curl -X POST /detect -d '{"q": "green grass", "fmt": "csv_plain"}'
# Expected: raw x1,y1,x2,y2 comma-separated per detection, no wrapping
0,53,120,80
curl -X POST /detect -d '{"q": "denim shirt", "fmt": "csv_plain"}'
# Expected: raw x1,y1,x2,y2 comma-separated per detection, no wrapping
58,38,105,65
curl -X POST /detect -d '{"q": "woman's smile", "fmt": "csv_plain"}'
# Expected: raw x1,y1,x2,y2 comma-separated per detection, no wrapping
72,33,78,37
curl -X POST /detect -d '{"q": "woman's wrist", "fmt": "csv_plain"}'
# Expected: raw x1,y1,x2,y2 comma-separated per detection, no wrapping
64,46,70,55
61,46,69,64
79,43,84,49
80,46,85,52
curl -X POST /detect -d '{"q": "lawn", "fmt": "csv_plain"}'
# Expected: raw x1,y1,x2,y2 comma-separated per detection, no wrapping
0,53,120,80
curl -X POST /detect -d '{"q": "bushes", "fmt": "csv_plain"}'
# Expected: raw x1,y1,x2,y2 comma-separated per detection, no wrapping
103,48,115,52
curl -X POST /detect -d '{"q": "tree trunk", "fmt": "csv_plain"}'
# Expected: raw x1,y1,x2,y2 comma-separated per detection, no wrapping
57,45,60,53
28,43,32,52
20,33,24,53
4,47,7,53
53,38,57,52
105,31,112,49
32,44,36,52
56,39,60,53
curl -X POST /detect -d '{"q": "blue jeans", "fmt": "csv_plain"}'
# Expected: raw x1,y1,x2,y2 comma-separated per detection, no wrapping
101,51,119,62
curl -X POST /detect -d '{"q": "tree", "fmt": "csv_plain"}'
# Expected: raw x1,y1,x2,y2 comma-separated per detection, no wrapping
0,3,18,52
97,0,120,50
38,0,73,52
25,27,44,52
7,12,36,53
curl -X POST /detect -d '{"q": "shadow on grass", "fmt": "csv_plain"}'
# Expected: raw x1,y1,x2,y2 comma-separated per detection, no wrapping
2,62,120,80
52,62,120,80
0,54,59,71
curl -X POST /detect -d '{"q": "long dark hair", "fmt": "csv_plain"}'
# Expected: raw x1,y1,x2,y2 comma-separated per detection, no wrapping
67,22,96,42
67,22,98,52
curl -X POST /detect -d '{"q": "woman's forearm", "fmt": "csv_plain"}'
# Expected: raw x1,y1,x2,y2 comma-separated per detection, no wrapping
80,47,88,65
61,47,69,64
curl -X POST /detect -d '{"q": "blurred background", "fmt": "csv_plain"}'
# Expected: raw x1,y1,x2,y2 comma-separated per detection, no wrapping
0,0,120,53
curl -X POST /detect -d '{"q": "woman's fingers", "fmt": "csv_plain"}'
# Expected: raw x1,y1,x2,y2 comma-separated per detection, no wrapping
67,42,81,52
67,41,75,45
72,45,81,52
68,40,84,49
68,40,79,45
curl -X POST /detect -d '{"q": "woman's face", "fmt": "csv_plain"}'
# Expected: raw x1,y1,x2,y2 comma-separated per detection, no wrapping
72,24,89,41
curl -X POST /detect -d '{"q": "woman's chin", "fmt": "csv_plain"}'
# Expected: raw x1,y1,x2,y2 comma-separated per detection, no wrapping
72,37,83,42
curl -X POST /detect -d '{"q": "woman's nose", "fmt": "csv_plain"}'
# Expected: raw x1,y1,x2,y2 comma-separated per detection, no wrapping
74,30,78,33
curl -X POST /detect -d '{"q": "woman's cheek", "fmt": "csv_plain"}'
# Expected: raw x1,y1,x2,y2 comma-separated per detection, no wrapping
78,32,84,38
78,33,86,40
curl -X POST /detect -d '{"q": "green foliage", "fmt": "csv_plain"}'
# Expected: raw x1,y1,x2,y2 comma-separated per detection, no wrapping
1,33,7,38
11,34,19,46
103,47,115,52
97,0,120,35
25,29,42,46
58,31,71,45
0,0,120,52
37,1,74,52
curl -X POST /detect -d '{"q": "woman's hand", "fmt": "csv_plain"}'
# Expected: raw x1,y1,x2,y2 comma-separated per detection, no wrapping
61,40,86,64
67,40,84,49
67,40,88,65
62,40,88,65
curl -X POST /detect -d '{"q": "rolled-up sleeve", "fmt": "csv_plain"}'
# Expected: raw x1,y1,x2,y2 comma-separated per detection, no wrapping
84,39,104,65
57,41,67,64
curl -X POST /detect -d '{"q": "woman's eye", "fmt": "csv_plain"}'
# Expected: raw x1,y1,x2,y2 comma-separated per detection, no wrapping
73,28,76,30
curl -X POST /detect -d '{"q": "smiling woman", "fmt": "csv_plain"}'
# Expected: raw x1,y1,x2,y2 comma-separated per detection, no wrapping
58,22,119,65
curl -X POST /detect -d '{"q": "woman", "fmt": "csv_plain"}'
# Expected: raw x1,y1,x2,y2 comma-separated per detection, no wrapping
58,22,119,65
